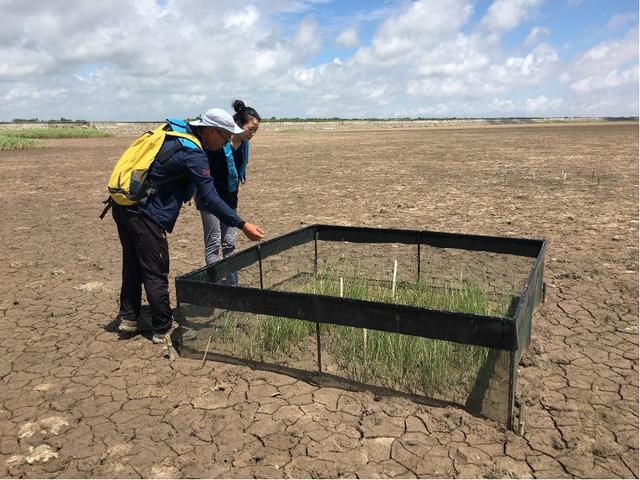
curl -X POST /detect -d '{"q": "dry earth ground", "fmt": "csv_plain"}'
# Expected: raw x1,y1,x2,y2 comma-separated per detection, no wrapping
0,122,637,478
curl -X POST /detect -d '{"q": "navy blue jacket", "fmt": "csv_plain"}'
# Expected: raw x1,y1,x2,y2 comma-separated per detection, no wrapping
136,130,244,233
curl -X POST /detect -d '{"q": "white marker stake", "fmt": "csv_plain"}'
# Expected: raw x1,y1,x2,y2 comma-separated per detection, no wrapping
392,260,398,297
363,327,367,358
339,277,344,298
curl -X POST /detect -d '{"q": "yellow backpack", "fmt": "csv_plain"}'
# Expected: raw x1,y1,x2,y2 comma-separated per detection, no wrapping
100,121,202,218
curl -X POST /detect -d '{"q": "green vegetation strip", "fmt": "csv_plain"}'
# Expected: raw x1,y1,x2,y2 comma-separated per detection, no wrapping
209,270,513,397
0,135,42,151
0,127,111,150
4,127,111,139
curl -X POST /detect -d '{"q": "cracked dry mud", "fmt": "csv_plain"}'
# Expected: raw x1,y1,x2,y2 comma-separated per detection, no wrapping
0,122,637,478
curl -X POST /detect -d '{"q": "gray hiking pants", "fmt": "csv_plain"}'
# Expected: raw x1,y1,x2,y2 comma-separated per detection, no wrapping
200,210,238,266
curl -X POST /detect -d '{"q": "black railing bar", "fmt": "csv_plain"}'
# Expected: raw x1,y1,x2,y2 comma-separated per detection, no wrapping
315,223,545,250
176,281,513,325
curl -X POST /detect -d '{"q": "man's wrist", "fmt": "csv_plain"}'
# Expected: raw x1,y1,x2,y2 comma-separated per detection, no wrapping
238,220,246,229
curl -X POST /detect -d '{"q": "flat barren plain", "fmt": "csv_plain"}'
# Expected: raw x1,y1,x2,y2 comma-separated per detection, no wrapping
0,122,637,477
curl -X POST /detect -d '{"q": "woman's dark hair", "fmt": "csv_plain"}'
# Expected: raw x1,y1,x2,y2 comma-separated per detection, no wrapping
232,99,261,126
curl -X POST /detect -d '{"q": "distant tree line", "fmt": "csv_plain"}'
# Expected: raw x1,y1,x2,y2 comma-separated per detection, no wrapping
7,116,637,124
11,117,88,123
261,116,469,122
261,116,639,122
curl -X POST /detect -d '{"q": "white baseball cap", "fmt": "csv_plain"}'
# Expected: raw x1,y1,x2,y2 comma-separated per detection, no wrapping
188,108,243,134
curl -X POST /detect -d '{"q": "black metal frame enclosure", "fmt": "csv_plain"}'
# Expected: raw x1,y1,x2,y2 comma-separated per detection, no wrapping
175,224,545,429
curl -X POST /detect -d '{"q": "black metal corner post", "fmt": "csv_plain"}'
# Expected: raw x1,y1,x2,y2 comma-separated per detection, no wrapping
257,244,264,289
314,228,322,372
507,349,517,430
176,300,183,348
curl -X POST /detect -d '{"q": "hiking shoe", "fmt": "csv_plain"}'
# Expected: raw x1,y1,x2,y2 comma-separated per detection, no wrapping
118,319,138,333
152,321,177,345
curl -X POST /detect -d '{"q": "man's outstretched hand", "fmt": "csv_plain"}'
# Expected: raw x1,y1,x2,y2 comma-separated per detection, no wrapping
241,222,265,241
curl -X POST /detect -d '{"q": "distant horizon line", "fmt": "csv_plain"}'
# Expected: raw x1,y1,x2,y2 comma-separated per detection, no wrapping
1,116,638,124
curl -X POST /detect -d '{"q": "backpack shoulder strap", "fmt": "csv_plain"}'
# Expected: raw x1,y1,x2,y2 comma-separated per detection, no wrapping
165,118,202,150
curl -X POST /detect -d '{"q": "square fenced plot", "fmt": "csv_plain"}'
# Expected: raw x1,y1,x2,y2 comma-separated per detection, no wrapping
175,225,545,428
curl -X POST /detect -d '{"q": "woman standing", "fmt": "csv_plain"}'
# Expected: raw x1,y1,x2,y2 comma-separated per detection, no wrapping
199,100,261,282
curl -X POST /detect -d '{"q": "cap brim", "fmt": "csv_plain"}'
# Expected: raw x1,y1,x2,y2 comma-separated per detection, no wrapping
217,124,244,135
187,118,243,134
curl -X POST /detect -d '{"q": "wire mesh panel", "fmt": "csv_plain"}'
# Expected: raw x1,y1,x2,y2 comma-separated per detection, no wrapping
317,240,418,286
419,246,533,303
261,241,315,291
318,324,512,423
179,303,319,375
183,255,262,289
175,224,545,428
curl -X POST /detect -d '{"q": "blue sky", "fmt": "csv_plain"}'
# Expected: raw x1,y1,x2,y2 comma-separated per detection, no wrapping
0,0,637,120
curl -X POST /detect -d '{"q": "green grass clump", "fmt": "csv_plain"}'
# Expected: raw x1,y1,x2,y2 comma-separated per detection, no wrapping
212,310,314,360
257,315,316,356
307,268,505,315
207,267,513,398
306,271,507,394
5,127,111,139
328,325,491,394
0,134,42,151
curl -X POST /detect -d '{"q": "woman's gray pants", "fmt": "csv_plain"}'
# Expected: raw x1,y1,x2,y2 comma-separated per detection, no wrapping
200,210,238,285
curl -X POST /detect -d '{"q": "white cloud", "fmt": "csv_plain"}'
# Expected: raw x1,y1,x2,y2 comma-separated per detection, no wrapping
355,0,473,66
488,97,517,113
169,93,207,106
414,34,491,77
407,41,558,99
486,95,564,115
481,0,543,33
224,5,260,31
525,94,563,112
336,27,359,48
606,12,636,30
0,0,636,119
294,17,322,52
575,28,638,70
570,67,639,93
566,27,639,92
502,44,559,79
524,26,550,46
